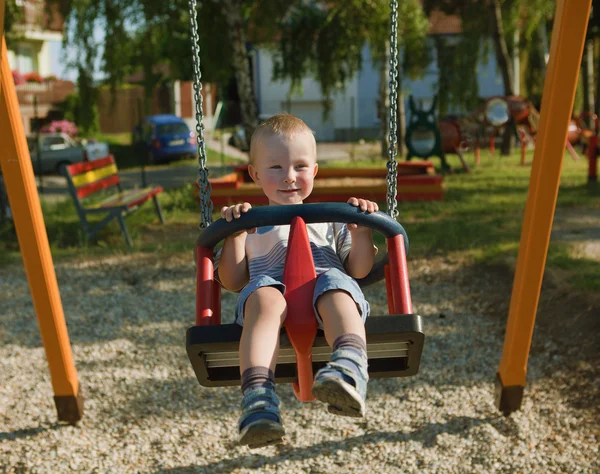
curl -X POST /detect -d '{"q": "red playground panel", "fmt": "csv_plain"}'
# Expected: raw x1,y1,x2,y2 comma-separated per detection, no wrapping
197,161,444,205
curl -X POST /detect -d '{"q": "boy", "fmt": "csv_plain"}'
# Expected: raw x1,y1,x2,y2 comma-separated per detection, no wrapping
217,114,378,449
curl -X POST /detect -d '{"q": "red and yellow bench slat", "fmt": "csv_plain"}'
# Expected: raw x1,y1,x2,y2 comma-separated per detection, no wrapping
64,155,165,247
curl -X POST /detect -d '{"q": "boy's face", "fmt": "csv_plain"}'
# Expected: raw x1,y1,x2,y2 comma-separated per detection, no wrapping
248,132,318,206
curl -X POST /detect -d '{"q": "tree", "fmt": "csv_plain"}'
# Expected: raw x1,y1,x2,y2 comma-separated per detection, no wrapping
425,0,554,155
3,0,23,47
54,0,302,141
271,0,430,158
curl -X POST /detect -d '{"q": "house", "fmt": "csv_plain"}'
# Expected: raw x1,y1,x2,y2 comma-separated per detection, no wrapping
96,64,217,135
7,0,75,135
252,9,505,141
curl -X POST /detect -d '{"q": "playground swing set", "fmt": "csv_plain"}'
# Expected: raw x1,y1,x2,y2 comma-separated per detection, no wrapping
0,0,593,424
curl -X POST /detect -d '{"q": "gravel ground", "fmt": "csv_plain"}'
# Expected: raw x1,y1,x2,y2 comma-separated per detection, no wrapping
0,253,598,474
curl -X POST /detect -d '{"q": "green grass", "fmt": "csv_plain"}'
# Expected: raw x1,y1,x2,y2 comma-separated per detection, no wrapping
1,147,598,292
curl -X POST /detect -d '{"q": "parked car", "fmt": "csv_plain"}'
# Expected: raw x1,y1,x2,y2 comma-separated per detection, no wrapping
26,133,110,174
134,114,197,164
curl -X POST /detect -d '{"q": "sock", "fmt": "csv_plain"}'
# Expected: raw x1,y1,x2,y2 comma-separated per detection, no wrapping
329,334,368,386
239,367,278,430
241,366,275,393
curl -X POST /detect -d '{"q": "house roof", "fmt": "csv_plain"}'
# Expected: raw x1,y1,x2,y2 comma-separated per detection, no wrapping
125,64,172,84
427,9,462,35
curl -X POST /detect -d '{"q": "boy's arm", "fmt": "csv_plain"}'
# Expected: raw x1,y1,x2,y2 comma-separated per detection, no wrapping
343,197,378,279
217,232,250,292
344,227,377,279
216,201,255,292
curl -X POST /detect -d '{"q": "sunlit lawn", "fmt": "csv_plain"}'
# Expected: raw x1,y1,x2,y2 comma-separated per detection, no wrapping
1,147,598,290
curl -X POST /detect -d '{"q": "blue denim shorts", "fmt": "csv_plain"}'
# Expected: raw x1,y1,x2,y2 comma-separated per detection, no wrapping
235,268,370,329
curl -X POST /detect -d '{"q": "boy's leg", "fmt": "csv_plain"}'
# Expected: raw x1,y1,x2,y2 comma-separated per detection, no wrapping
240,286,286,373
238,286,287,449
317,289,366,347
313,289,369,418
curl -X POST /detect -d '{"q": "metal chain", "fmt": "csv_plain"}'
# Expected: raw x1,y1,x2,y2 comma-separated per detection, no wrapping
188,0,213,228
386,0,399,219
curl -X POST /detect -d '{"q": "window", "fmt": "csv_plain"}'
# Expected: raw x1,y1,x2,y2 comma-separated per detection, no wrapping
43,136,69,150
15,44,37,74
157,122,190,136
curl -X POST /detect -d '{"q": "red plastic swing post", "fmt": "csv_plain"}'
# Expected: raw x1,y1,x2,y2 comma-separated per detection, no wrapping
196,246,220,326
386,235,413,314
283,217,318,402
384,264,394,314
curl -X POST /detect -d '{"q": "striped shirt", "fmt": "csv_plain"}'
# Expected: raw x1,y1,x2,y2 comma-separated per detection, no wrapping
215,222,353,283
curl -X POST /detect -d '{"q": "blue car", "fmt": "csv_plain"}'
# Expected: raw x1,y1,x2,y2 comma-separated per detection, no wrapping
136,115,197,164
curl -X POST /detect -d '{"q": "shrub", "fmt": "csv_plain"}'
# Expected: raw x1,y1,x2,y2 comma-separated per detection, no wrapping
11,70,25,85
25,72,44,84
41,120,79,138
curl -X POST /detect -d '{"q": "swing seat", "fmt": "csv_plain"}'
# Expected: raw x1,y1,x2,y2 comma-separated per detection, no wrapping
187,203,424,400
186,314,424,387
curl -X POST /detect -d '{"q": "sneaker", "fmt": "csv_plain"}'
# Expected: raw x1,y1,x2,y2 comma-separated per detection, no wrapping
238,386,285,449
312,348,369,418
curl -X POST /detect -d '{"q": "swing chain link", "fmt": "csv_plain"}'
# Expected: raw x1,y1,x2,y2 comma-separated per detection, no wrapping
386,0,399,219
188,0,213,229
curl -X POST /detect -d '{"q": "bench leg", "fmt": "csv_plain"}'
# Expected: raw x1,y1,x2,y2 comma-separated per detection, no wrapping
153,195,166,224
116,215,133,247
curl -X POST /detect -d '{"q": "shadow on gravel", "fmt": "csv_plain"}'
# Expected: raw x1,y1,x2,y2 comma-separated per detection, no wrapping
156,414,517,474
0,422,62,441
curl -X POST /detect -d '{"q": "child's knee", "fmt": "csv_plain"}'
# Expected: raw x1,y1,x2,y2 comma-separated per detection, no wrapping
316,289,356,315
244,286,287,323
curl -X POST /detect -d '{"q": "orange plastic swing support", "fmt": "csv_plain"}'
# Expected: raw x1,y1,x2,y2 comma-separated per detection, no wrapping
0,31,83,423
496,0,592,415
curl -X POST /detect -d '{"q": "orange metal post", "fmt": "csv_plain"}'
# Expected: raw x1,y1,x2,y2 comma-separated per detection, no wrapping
0,37,83,424
496,0,592,415
0,1,4,43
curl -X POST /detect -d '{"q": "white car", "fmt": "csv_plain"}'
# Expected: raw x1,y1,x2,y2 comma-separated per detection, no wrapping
27,133,110,174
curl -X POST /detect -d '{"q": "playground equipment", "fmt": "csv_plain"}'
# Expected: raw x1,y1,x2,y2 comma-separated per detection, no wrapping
200,161,444,205
188,204,424,401
576,112,599,182
458,95,581,166
186,0,425,402
404,95,470,173
0,35,83,423
0,0,593,421
405,95,448,171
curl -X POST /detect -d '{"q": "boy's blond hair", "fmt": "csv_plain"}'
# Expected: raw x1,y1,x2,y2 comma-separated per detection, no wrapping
249,113,316,163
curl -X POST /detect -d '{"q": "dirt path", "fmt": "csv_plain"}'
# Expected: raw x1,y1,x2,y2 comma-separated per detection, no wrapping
0,249,597,473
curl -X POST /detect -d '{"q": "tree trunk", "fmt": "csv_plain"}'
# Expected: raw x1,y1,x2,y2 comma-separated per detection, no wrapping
489,0,515,156
379,41,390,158
583,40,595,115
221,0,258,143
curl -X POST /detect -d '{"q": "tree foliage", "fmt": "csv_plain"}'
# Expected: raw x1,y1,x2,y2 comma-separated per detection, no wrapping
3,0,23,47
424,0,555,115
271,0,430,110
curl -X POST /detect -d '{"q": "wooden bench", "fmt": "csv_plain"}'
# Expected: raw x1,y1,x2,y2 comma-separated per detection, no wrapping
64,155,165,247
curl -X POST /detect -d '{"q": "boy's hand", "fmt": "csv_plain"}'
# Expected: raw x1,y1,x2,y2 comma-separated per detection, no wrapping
221,202,257,235
347,197,378,231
